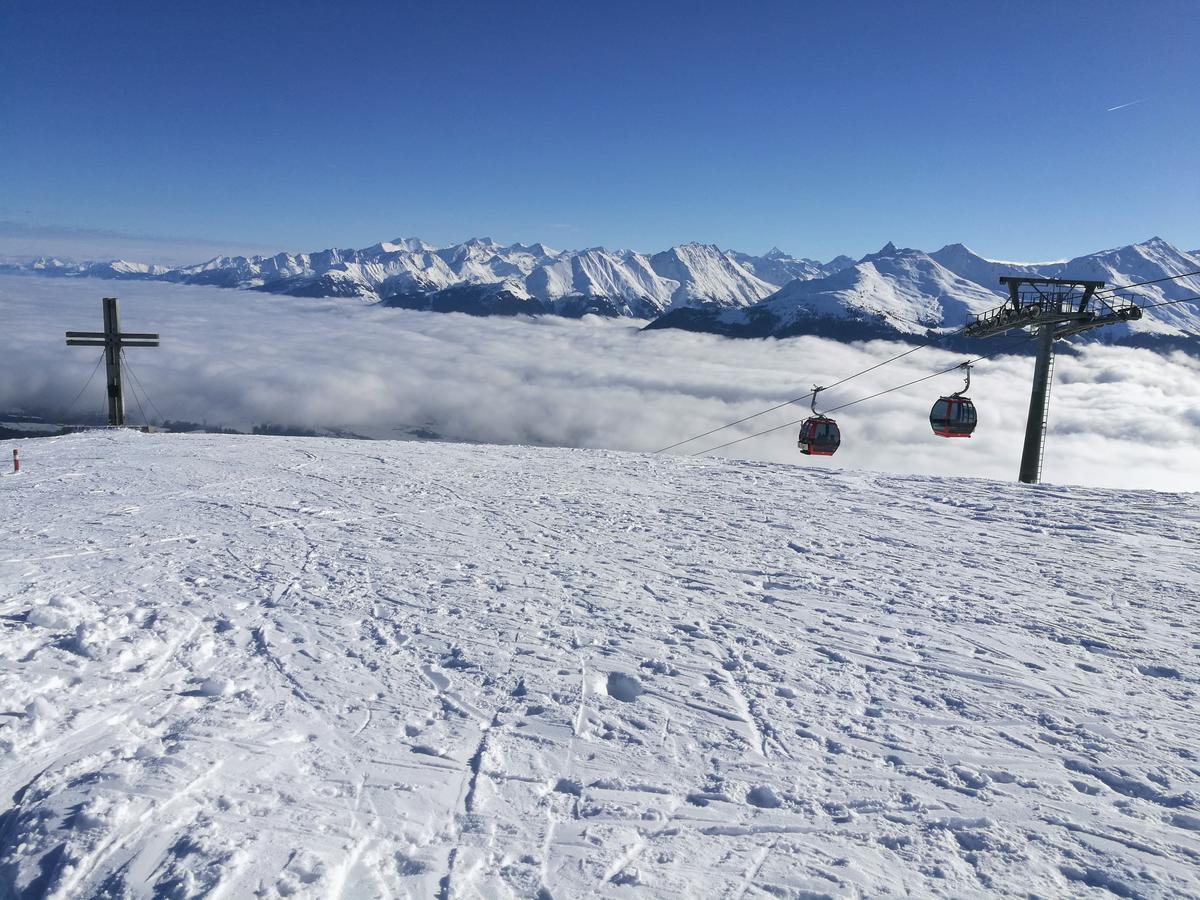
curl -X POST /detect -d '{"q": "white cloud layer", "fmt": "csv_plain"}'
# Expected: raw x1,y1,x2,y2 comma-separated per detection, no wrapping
2,274,1198,492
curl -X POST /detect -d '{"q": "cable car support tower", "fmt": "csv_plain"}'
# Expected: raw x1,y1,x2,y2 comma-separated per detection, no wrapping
964,276,1141,484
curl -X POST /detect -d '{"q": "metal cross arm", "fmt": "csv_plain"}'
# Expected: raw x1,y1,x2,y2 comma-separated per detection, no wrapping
66,331,160,347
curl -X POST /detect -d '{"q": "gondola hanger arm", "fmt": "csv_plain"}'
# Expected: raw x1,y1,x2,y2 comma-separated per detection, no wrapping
810,385,825,416
952,363,972,398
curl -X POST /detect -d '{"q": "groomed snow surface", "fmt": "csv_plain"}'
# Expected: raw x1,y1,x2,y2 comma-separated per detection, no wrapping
2,432,1198,898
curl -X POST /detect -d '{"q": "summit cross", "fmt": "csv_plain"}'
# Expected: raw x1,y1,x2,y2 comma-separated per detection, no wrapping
65,297,159,427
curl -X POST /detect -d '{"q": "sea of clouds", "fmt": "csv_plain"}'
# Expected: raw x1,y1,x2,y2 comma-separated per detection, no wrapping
3,274,1198,491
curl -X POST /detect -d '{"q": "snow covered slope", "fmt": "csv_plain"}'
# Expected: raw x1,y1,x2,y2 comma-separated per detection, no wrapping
3,432,1199,898
648,243,778,308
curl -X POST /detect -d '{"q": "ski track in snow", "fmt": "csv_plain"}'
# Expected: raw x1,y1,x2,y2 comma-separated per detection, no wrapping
1,431,1199,898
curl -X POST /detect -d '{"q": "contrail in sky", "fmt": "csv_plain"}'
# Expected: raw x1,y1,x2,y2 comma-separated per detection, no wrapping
1106,98,1150,112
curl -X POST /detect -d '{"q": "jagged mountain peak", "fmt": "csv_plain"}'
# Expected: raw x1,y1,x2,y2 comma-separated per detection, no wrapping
855,242,927,267
504,241,560,258
664,241,726,257
821,255,855,272
726,248,825,291
933,242,976,257
648,243,776,308
378,237,437,254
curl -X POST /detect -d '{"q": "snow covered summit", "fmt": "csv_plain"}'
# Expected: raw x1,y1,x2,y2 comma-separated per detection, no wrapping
2,431,1198,897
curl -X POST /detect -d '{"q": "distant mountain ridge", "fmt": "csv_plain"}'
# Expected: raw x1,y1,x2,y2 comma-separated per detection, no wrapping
5,238,850,319
647,237,1200,348
5,235,1199,347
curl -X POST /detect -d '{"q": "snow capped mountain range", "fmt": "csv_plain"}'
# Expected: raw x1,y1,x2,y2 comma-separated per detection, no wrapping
8,239,833,319
6,235,1199,346
648,237,1200,346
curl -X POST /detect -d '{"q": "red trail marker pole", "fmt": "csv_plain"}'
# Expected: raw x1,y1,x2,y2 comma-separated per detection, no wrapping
12,448,18,473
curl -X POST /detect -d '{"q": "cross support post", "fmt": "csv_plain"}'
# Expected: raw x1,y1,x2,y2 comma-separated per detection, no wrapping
103,297,124,426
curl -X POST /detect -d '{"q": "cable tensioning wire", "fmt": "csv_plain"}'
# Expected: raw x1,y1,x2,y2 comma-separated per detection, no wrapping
118,351,143,424
124,357,161,421
653,324,969,453
120,350,166,424
690,335,1032,458
62,351,106,421
119,350,154,427
125,361,151,427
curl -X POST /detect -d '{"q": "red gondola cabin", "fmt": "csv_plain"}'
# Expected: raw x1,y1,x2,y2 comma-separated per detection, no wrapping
798,415,841,456
929,396,977,437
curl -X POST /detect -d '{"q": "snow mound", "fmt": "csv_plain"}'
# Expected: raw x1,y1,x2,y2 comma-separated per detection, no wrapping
1,431,1198,897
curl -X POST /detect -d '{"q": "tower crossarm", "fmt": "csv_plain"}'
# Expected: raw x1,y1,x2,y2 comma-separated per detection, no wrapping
964,302,1048,338
964,275,1140,340
1051,305,1142,339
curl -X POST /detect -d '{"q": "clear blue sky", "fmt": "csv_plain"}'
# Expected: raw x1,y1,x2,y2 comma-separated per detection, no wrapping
1,0,1196,263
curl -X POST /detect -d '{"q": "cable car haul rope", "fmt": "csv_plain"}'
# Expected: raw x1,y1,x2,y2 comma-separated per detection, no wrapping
683,338,1030,458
